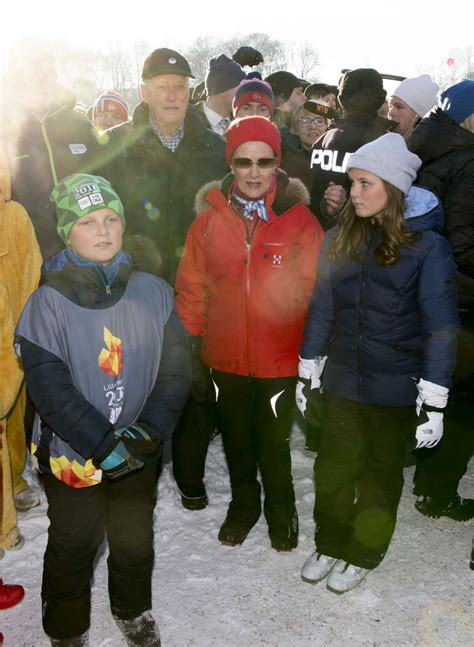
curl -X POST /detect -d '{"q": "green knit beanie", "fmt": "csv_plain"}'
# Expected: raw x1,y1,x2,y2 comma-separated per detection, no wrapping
51,174,126,244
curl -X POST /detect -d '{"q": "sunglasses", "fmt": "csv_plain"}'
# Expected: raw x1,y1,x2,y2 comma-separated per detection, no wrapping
232,157,277,169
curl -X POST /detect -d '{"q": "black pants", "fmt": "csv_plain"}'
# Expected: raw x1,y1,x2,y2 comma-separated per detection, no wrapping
172,395,216,494
314,394,414,570
212,371,298,543
42,461,160,640
414,309,474,499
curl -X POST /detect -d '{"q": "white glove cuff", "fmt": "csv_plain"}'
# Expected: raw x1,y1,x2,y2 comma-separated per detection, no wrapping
298,355,327,379
416,378,449,409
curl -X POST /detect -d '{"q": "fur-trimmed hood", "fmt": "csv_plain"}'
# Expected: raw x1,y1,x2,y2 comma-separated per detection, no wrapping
194,170,310,216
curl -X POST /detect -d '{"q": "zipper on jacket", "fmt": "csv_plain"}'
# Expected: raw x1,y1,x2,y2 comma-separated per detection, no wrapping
357,250,369,400
94,266,112,296
243,218,259,376
40,122,59,186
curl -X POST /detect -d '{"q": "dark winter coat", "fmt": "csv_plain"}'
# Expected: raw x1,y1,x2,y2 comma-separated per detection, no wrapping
15,252,191,487
301,187,459,407
176,172,324,378
280,132,315,193
407,108,474,306
3,90,101,261
309,115,389,230
100,102,228,284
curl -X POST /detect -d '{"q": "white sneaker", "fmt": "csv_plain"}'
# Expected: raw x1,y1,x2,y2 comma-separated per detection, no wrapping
301,551,338,583
326,560,370,594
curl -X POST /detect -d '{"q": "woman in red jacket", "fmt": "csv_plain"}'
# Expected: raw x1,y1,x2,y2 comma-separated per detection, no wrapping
175,116,324,550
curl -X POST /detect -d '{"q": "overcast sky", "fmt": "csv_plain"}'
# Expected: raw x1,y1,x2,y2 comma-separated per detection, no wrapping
2,0,473,84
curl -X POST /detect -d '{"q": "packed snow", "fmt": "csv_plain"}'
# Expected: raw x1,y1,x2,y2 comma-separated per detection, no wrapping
2,423,473,646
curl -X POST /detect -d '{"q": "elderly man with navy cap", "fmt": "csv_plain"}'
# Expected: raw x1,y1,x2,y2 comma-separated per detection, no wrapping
101,47,227,284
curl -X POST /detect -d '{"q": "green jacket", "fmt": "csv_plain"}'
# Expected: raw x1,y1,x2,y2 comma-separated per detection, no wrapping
101,102,228,284
4,90,101,261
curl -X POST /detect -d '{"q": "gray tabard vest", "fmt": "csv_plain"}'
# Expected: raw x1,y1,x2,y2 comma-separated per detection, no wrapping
15,271,173,487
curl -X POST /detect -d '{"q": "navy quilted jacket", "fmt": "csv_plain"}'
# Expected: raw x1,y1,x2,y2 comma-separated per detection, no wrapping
301,186,460,407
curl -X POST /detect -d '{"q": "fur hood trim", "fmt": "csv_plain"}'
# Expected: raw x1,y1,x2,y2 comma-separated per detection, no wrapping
194,174,310,215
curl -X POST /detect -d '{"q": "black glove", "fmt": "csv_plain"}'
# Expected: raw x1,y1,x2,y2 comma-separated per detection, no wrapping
232,46,264,67
298,378,325,452
190,336,215,403
94,424,161,480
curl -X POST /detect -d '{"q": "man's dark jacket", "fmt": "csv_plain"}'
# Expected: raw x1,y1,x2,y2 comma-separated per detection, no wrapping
407,108,474,307
4,90,101,261
309,115,389,230
100,102,228,284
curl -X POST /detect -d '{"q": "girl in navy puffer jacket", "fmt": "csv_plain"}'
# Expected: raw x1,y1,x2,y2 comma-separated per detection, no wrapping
297,134,459,594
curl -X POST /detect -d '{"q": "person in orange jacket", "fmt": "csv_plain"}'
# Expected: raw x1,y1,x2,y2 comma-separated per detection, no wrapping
175,116,324,550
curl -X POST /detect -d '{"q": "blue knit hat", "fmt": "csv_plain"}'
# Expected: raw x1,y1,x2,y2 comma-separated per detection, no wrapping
205,55,246,95
439,79,474,125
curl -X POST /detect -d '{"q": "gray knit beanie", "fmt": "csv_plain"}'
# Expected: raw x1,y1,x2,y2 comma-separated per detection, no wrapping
347,133,422,195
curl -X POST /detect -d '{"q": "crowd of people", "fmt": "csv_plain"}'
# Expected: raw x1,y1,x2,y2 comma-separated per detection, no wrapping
0,37,473,646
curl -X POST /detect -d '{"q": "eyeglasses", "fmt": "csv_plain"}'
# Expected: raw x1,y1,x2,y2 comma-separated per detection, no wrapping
232,157,277,169
297,116,326,128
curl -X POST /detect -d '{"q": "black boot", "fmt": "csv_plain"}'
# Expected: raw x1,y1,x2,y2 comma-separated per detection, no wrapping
415,494,474,521
218,507,260,546
114,611,161,646
269,509,299,552
178,485,208,511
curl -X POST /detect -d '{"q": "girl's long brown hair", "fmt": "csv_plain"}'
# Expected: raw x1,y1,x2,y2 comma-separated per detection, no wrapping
329,181,420,266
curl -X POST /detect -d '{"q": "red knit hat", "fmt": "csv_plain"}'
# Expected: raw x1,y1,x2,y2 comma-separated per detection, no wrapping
226,116,281,166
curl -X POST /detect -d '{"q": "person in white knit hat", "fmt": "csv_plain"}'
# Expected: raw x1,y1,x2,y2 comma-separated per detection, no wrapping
388,74,439,137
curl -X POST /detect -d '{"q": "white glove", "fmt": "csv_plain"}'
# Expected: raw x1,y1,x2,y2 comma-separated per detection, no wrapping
415,411,444,449
415,378,449,449
296,356,327,416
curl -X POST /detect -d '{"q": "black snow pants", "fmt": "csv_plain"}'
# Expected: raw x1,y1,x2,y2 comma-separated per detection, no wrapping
212,370,298,545
414,309,474,499
41,460,161,640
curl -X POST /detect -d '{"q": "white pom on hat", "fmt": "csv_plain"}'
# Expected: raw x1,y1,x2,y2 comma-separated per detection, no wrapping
347,133,422,195
391,74,439,118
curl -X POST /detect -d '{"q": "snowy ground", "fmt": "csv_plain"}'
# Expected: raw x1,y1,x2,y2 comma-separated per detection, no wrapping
2,424,473,647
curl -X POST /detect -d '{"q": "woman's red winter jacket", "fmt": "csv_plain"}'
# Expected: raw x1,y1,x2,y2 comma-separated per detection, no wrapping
175,175,324,378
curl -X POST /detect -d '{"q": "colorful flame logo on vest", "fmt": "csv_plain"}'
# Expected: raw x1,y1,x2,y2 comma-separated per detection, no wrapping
98,327,123,376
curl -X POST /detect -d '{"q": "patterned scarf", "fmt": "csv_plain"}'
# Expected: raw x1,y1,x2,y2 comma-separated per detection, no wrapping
230,177,276,222
231,192,268,222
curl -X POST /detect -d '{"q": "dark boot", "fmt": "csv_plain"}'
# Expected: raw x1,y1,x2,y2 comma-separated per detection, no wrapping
269,510,299,552
178,485,208,511
218,506,261,546
415,494,474,521
114,611,160,646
